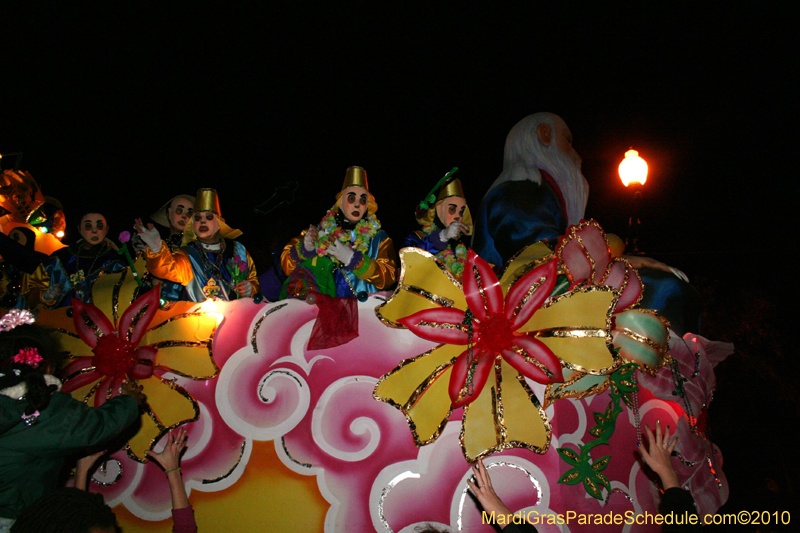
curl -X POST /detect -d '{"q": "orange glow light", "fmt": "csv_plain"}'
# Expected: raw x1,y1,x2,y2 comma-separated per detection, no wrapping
619,149,648,187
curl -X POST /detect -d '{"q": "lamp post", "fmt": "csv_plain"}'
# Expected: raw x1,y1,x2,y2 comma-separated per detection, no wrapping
619,149,648,254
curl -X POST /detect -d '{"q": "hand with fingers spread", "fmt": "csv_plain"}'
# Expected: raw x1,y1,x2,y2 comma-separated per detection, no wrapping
133,217,163,252
467,461,514,526
638,420,680,490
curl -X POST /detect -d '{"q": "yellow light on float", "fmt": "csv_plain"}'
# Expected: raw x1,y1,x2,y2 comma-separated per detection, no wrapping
196,298,223,341
56,230,65,238
618,149,648,187
200,297,224,323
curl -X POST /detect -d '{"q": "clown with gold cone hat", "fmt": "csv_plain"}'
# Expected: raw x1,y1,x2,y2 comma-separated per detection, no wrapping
280,166,397,300
404,168,473,281
134,188,259,302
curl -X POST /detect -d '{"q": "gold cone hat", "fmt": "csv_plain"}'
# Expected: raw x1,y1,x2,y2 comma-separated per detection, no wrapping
341,166,369,191
182,188,241,245
436,178,465,203
194,188,221,216
415,177,472,231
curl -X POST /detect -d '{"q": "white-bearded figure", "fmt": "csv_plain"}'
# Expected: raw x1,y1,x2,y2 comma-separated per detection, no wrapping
473,112,700,335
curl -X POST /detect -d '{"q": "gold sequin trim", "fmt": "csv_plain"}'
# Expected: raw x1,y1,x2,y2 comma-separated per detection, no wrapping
202,439,248,484
125,377,200,463
401,285,455,308
251,303,288,353
373,345,457,446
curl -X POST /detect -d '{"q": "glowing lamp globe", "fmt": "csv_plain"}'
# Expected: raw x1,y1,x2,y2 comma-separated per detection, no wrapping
619,149,648,187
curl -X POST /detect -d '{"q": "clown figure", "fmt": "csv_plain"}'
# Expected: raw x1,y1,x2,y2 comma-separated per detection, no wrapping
41,213,127,307
281,166,396,300
135,188,259,302
404,174,472,281
146,194,195,301
150,194,195,252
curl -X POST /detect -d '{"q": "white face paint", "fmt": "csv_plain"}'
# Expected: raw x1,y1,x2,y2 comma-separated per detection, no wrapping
193,211,220,243
435,196,467,228
168,197,194,234
79,213,108,245
340,186,369,223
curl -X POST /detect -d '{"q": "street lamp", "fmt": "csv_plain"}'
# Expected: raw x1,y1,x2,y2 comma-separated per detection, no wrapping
619,149,647,254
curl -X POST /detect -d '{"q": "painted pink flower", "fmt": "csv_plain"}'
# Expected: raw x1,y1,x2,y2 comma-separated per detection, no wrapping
398,250,563,408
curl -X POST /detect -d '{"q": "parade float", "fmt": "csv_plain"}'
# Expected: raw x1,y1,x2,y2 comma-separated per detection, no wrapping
3,216,729,532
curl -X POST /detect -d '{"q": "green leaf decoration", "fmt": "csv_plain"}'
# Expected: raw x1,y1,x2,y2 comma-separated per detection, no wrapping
592,455,611,471
559,468,582,485
556,363,640,499
584,477,603,499
557,447,580,466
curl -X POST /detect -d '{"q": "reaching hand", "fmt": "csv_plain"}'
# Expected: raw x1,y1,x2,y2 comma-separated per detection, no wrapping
147,428,188,472
326,240,355,267
133,218,163,252
638,420,680,490
303,225,319,253
120,380,146,406
467,461,514,522
75,450,106,491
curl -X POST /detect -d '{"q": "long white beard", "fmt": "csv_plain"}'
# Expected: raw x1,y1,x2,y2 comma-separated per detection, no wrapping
538,144,589,226
487,143,589,227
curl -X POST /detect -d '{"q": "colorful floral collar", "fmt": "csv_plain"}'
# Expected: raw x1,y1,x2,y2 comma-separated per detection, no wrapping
422,223,468,281
316,209,381,255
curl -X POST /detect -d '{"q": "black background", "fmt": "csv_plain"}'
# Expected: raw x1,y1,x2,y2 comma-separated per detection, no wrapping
2,4,797,529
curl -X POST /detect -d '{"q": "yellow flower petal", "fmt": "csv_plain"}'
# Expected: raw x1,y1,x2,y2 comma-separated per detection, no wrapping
461,359,550,462
53,330,93,358
145,310,217,345
498,362,551,452
127,376,199,460
460,363,499,461
375,248,467,327
91,268,133,324
498,241,555,295
152,344,219,380
522,286,619,375
374,343,462,444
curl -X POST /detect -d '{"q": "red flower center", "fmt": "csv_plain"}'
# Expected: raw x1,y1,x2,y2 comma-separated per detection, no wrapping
92,334,138,378
476,313,514,353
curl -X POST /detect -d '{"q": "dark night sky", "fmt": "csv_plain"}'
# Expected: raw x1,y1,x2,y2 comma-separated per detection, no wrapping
2,5,799,521
1,5,796,273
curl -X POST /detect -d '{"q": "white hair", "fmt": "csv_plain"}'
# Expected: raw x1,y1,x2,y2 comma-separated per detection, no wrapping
486,112,589,226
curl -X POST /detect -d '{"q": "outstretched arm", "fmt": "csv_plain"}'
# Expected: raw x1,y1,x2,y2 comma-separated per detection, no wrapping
147,428,190,510
467,461,514,521
75,450,105,491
